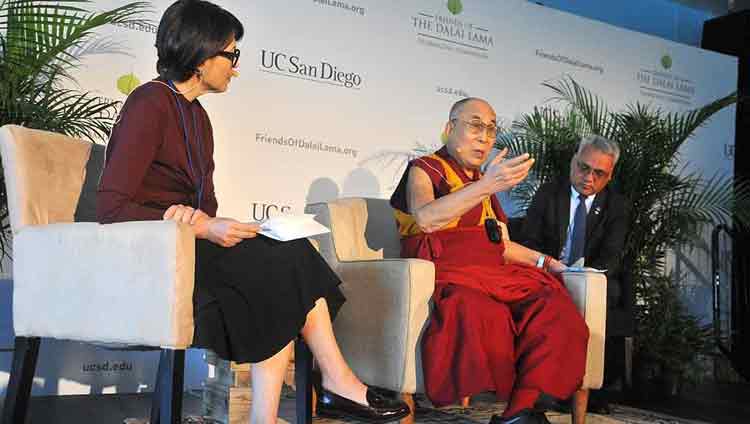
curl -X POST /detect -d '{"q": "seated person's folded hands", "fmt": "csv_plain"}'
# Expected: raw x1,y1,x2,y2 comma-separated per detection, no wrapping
163,204,259,248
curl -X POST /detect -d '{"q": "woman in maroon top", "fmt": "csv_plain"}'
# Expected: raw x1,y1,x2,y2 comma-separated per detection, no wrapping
96,1,409,423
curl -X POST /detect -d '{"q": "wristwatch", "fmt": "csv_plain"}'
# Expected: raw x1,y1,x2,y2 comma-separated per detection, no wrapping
536,254,546,268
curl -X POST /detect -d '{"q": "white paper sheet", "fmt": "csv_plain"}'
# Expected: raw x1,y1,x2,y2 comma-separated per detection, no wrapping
258,214,330,242
564,267,607,273
565,258,606,273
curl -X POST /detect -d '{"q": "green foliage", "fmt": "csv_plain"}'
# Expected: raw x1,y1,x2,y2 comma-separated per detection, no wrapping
0,0,150,260
499,76,748,386
635,274,714,380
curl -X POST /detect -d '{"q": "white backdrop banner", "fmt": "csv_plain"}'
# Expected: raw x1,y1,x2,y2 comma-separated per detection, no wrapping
0,0,737,395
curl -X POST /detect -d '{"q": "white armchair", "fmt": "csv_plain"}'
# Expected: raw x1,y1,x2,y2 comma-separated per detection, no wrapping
0,124,196,424
307,197,606,423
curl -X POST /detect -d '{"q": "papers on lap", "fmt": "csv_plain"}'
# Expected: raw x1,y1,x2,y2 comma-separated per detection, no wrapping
564,258,606,273
259,214,330,242
564,266,607,273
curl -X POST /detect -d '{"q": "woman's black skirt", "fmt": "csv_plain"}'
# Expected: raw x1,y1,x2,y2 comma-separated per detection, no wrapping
191,236,345,363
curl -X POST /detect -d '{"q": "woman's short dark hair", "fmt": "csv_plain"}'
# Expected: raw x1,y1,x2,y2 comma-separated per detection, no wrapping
156,0,244,82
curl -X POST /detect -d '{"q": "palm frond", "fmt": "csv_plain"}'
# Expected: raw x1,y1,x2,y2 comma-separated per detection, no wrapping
542,75,617,139
0,0,150,262
2,1,151,82
660,92,737,152
499,105,586,208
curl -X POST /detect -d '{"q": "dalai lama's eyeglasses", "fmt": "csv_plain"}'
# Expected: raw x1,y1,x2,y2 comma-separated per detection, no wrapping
215,48,241,67
452,118,499,139
484,218,501,244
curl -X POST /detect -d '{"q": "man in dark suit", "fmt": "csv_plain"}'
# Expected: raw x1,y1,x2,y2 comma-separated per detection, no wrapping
520,135,630,414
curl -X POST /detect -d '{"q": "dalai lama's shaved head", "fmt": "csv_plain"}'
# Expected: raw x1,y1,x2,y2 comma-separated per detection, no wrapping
448,97,491,120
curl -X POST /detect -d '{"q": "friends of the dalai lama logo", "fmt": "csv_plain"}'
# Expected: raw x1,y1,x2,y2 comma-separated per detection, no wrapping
116,73,140,96
661,54,673,70
412,1,494,59
447,0,463,15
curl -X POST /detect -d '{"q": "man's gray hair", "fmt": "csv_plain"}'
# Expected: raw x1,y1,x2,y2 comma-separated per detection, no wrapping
577,135,620,165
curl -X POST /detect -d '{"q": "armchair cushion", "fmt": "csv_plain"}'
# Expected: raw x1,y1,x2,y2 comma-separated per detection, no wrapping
562,271,607,389
0,125,92,232
325,198,402,261
332,258,434,394
13,220,195,348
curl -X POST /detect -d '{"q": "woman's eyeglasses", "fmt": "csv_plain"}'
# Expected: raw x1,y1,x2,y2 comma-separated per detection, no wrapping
215,48,241,67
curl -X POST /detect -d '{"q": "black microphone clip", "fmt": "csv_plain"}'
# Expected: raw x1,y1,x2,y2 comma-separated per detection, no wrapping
484,218,501,244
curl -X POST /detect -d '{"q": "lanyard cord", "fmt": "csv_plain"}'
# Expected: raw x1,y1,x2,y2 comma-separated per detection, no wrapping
167,80,205,209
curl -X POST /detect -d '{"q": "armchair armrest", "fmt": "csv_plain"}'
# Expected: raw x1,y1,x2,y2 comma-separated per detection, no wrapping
13,220,195,348
562,271,607,390
333,258,434,394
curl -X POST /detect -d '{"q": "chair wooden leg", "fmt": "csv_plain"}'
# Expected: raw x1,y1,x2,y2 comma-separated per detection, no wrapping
624,336,634,388
571,389,589,424
460,396,471,407
150,354,162,424
295,338,314,424
2,336,40,424
150,349,185,424
399,393,415,424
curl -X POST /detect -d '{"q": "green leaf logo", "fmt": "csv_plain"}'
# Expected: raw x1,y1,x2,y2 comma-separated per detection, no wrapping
447,0,463,15
117,73,140,95
661,54,672,70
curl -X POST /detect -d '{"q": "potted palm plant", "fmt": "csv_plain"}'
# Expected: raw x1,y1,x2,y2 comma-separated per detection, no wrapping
499,76,750,396
633,273,714,397
0,0,149,259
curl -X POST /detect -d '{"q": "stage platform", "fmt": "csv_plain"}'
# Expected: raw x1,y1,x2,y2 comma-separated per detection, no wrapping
5,384,749,424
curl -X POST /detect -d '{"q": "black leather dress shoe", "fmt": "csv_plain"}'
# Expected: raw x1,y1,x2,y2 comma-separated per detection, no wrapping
316,386,411,423
587,396,611,415
546,398,571,414
533,393,565,413
489,409,551,424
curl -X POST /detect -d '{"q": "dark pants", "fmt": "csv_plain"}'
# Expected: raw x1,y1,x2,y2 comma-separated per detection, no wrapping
604,336,626,387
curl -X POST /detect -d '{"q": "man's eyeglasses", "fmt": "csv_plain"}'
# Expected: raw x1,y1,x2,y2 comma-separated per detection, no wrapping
452,118,499,139
215,48,241,67
575,159,610,180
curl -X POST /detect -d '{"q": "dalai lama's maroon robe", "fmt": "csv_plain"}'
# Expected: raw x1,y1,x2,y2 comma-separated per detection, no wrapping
390,147,588,408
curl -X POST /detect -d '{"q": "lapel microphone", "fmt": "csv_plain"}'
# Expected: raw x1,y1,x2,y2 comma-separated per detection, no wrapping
484,218,501,244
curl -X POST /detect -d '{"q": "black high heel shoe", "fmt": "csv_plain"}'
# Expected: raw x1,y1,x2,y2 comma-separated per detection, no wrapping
313,372,411,423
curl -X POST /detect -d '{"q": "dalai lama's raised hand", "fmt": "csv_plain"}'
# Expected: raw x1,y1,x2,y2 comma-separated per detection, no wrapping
479,148,534,195
163,203,259,248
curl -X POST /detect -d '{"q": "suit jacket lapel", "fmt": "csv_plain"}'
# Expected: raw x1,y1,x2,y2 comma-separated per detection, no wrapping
556,181,571,256
587,187,607,240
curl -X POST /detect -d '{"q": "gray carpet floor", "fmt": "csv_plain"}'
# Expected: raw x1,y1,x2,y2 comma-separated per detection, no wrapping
4,389,739,424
